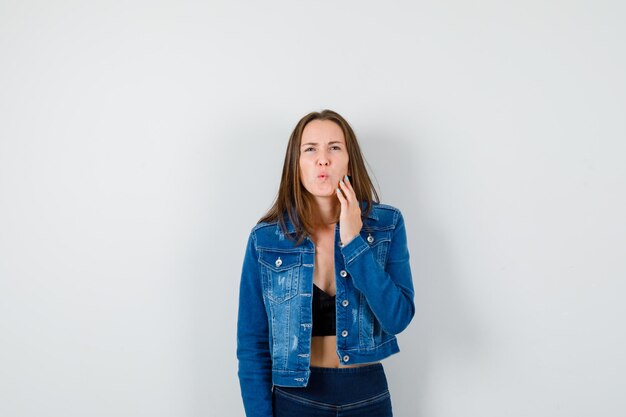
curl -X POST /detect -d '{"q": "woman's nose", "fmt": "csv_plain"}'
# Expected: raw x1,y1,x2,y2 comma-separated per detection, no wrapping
317,151,330,165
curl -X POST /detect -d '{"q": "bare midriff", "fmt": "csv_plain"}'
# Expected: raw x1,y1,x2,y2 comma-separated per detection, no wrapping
310,336,378,368
309,223,378,369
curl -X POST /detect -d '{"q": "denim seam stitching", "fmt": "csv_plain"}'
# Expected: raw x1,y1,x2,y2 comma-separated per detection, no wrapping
273,388,336,410
340,390,390,410
273,387,390,411
342,335,398,352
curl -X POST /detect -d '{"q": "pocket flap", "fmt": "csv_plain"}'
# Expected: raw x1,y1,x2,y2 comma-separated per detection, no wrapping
259,251,302,272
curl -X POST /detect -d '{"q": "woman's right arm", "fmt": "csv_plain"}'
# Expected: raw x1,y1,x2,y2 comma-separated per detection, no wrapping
236,230,273,417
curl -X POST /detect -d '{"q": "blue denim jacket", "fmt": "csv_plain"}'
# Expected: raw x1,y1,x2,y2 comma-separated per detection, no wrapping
236,202,415,417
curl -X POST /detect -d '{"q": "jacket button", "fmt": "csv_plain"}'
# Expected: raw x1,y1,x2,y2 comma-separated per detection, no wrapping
343,355,350,362
341,330,348,337
338,242,344,248
339,270,348,278
367,234,374,244
275,257,282,267
341,299,349,307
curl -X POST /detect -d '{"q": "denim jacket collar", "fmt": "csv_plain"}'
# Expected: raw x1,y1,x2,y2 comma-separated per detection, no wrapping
281,201,379,235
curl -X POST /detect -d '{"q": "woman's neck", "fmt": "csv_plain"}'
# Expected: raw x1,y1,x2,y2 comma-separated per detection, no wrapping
311,197,340,228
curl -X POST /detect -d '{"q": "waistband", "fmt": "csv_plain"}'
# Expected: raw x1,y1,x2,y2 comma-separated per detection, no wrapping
274,363,388,405
309,363,384,374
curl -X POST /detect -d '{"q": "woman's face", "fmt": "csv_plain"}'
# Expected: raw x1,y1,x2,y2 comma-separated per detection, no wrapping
299,119,349,202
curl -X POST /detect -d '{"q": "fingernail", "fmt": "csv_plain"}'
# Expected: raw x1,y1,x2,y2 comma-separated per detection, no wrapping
344,175,349,181
336,188,341,193
340,179,344,184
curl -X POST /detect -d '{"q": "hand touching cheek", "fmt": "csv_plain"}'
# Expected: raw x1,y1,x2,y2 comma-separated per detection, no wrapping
335,175,362,246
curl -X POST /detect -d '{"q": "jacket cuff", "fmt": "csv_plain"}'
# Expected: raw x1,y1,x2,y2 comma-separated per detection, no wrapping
340,234,370,265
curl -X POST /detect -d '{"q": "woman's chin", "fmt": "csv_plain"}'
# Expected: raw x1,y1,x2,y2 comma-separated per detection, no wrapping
302,184,341,200
321,187,339,196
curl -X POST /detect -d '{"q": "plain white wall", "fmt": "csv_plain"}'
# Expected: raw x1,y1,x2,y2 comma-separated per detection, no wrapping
1,1,625,416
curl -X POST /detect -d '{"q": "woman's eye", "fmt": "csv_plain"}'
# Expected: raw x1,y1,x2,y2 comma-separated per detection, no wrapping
331,146,342,151
304,147,315,152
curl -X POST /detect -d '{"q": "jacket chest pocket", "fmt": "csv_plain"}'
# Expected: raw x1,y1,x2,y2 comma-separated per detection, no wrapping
259,250,302,304
361,229,392,267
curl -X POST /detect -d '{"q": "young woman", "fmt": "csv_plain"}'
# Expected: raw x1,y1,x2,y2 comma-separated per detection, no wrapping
237,110,415,417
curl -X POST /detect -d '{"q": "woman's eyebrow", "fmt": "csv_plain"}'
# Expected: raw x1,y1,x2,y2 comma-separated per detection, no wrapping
301,141,343,147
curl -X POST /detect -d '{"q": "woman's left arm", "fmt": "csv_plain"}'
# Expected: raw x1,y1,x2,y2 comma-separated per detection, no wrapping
339,209,415,334
336,177,414,334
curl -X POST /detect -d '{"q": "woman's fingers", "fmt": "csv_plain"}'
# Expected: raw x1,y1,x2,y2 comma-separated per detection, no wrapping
339,176,356,204
336,186,347,206
344,175,352,188
337,175,363,244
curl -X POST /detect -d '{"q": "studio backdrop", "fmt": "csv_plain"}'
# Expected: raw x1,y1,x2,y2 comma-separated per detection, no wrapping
1,1,624,416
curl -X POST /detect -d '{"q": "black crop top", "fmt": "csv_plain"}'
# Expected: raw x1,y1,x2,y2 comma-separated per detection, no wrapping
312,284,336,336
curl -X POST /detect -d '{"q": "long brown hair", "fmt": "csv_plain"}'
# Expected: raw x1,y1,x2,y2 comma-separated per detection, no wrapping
259,109,380,245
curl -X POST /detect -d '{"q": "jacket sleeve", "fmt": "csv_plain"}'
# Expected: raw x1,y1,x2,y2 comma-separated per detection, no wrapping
340,209,415,334
236,230,273,417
